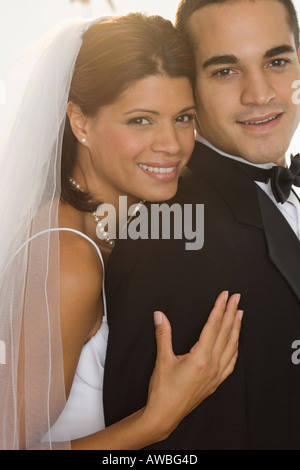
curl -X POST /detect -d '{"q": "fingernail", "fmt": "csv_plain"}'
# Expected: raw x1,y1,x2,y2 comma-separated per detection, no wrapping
238,310,244,321
235,294,241,305
154,311,163,325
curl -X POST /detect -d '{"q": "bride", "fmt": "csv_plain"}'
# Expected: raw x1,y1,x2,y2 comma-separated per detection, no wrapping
0,13,242,450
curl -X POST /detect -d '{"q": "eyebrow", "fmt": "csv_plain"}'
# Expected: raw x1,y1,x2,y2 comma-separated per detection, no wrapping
263,44,295,59
124,105,196,116
124,108,159,116
202,55,239,70
202,44,295,70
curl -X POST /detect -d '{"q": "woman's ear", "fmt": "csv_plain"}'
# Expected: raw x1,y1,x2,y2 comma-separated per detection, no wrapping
66,101,88,144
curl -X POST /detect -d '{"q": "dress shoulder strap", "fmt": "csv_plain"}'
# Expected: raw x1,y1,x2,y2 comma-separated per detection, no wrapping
8,227,108,317
48,228,105,268
52,228,108,318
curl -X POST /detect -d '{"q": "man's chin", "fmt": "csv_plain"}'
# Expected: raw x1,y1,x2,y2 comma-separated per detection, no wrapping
235,147,287,166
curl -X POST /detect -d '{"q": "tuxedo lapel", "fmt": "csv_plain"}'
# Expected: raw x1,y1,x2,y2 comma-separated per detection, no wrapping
292,188,300,203
188,142,264,229
257,188,300,302
188,141,300,302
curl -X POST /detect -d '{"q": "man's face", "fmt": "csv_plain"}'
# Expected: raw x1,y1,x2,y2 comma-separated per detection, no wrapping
188,0,300,165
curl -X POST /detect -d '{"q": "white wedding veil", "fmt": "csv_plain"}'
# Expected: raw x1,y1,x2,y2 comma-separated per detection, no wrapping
0,16,103,450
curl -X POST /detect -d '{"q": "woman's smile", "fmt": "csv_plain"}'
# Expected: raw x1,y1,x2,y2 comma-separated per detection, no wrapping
74,74,196,204
137,161,180,181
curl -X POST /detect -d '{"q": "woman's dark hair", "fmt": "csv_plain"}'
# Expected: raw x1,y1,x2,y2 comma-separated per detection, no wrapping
61,12,196,211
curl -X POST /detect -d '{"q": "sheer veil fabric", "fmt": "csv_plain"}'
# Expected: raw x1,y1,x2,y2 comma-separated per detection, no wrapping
0,16,103,450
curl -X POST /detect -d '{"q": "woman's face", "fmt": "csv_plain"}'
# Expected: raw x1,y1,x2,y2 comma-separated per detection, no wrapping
82,75,195,206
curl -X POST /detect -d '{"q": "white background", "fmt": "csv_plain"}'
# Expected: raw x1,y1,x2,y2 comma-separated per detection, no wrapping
1,0,300,154
0,0,180,76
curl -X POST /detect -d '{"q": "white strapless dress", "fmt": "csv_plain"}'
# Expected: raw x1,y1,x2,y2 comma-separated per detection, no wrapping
44,228,109,442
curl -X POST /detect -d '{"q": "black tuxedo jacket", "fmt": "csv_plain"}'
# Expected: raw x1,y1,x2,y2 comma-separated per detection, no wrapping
103,142,300,450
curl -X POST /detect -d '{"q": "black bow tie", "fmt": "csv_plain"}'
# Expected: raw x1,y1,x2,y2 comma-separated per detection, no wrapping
231,154,300,204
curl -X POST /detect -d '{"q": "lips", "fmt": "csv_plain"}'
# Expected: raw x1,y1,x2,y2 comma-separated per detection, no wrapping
137,161,180,181
138,163,177,174
242,115,279,125
237,112,283,131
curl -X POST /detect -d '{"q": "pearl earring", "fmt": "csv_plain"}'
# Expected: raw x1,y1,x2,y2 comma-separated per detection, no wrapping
81,137,87,144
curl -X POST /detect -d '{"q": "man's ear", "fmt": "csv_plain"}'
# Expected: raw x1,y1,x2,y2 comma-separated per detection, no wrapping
66,101,88,143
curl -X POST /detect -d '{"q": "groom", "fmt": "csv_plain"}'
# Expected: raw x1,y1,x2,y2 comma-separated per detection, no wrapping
103,0,300,449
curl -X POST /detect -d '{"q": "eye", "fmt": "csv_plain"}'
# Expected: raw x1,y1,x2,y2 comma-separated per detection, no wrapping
212,68,236,78
127,117,151,126
174,113,195,125
268,58,290,68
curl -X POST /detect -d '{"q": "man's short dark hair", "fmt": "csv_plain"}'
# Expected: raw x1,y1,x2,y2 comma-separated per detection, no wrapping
175,0,300,49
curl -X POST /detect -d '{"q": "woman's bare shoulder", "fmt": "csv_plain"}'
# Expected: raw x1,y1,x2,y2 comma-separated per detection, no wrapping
61,233,102,331
59,229,103,315
60,229,102,279
58,230,105,394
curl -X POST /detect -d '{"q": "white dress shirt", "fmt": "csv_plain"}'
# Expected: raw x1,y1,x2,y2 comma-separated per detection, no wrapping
197,135,300,240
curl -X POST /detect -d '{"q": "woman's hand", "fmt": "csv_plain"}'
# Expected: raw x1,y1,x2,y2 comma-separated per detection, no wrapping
72,290,242,450
144,291,243,441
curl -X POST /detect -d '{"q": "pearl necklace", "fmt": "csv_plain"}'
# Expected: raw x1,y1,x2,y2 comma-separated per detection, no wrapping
68,177,115,246
91,210,115,247
68,177,145,247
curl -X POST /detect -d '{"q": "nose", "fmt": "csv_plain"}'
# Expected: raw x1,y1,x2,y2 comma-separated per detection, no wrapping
240,69,276,106
151,122,181,155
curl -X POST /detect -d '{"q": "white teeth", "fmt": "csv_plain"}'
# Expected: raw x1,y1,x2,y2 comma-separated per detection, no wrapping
138,163,176,174
244,115,278,125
